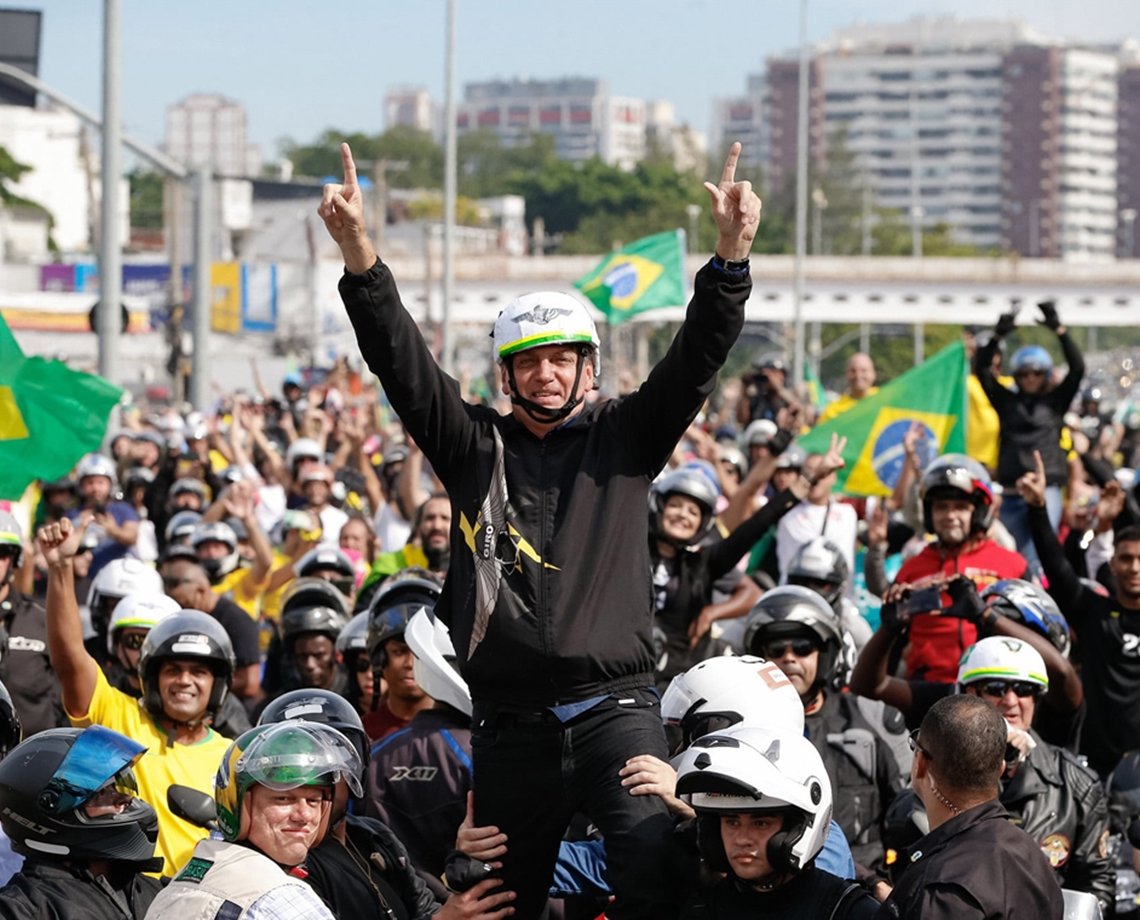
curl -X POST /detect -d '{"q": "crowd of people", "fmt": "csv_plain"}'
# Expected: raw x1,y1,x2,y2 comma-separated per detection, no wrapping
0,139,1137,919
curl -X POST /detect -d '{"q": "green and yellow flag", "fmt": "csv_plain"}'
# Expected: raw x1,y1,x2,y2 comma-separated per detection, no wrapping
573,230,685,324
0,314,122,500
797,341,968,497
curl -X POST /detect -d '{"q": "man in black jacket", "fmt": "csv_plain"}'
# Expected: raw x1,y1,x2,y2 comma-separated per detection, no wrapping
1019,449,1140,777
878,695,1063,919
321,140,761,920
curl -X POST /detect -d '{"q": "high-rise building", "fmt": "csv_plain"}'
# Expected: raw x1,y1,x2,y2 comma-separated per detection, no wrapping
163,93,261,177
1118,46,1140,259
385,87,435,134
716,18,1124,260
456,77,647,169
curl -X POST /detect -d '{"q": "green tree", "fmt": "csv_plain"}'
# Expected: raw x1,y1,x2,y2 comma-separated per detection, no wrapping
0,145,33,206
129,170,164,230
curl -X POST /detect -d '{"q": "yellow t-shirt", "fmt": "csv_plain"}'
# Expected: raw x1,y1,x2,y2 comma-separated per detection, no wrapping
816,388,880,425
67,668,231,877
213,565,268,619
259,549,295,625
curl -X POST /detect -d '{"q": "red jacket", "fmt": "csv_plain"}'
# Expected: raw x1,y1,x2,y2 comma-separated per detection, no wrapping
895,537,1029,683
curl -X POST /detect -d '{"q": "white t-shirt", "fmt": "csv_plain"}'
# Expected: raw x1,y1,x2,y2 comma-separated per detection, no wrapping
776,500,858,586
373,502,412,553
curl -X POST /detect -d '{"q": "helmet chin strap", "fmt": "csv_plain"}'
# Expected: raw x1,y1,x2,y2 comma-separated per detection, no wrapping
505,349,590,425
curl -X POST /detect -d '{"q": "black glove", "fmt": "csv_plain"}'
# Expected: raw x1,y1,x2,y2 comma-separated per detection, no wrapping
443,851,497,893
994,312,1017,337
1037,300,1061,330
944,578,986,625
879,600,910,634
768,427,794,457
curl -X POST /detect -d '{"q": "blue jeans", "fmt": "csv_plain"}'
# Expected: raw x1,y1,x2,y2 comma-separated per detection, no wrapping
471,690,674,920
1000,487,1062,575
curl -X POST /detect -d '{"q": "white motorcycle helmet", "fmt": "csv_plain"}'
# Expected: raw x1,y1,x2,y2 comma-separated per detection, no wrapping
675,726,833,876
956,636,1048,691
106,593,181,654
75,453,118,489
284,438,323,476
660,655,804,755
404,608,472,717
492,292,600,422
86,559,164,621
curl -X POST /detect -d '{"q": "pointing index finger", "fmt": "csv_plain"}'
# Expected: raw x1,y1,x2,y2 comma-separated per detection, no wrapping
340,142,357,186
720,141,742,185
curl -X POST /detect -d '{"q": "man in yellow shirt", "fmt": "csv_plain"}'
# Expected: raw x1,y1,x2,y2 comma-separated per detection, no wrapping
817,352,879,425
38,517,232,877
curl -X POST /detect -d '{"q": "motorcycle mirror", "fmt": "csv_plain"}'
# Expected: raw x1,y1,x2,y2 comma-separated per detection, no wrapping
168,784,217,830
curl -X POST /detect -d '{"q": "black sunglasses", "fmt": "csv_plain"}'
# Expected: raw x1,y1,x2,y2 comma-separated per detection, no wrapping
759,638,818,659
908,729,933,760
117,632,147,651
972,679,1041,699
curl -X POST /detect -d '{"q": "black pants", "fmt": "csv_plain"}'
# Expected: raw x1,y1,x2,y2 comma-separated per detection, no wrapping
472,691,675,920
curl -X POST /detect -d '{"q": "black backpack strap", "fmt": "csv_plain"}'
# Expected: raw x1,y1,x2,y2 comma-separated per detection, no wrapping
827,882,862,920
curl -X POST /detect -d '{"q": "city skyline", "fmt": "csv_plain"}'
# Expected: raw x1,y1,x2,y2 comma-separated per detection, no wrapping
15,0,1140,164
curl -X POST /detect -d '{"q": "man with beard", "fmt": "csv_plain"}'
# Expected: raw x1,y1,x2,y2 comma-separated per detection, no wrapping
362,493,452,595
743,586,903,874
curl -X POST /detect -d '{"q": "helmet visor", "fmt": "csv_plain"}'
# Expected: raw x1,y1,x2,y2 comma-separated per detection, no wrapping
238,724,364,798
42,725,145,815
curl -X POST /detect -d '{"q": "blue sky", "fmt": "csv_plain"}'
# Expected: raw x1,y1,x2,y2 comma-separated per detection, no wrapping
17,0,1140,159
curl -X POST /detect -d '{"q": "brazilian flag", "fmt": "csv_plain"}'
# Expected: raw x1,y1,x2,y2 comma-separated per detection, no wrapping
797,342,968,497
0,314,122,499
574,230,686,324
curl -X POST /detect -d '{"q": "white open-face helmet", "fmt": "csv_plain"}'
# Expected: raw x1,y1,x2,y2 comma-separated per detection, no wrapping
404,608,472,717
661,655,804,755
106,593,181,654
957,636,1048,691
86,559,164,617
493,292,601,376
675,726,833,875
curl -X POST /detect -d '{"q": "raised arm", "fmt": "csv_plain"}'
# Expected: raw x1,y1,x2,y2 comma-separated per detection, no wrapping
38,518,99,717
318,143,377,274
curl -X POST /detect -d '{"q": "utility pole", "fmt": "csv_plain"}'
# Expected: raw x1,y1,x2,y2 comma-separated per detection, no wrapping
189,170,212,411
98,0,122,382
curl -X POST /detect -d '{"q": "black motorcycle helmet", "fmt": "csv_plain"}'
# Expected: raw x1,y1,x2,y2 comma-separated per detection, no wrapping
258,687,370,770
0,725,158,865
742,586,845,695
365,570,443,666
919,453,995,536
137,610,236,723
281,576,351,622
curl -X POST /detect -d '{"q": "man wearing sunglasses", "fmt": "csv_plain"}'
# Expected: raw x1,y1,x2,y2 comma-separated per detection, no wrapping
743,586,904,877
975,300,1084,574
0,724,164,918
953,637,1111,912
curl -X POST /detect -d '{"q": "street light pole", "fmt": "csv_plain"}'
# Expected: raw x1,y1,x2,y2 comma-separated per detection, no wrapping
441,0,457,375
792,0,810,393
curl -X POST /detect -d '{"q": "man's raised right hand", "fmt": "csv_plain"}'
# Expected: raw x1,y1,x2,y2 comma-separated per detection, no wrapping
36,517,84,568
317,142,377,273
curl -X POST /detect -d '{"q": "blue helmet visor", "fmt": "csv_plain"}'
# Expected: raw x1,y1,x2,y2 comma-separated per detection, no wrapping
42,725,146,815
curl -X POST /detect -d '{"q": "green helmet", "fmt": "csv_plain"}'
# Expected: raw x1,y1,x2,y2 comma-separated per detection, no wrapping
214,722,363,843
